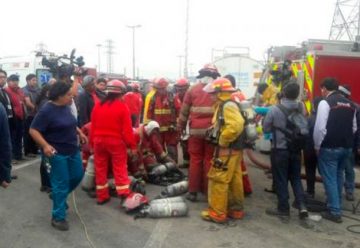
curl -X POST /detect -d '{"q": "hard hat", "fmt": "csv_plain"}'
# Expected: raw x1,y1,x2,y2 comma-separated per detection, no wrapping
131,82,140,90
144,121,160,135
153,77,169,89
196,63,221,79
122,192,149,212
175,78,190,88
203,77,236,93
106,80,126,94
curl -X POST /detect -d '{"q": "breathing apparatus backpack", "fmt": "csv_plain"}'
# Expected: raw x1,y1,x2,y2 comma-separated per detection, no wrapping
206,100,257,150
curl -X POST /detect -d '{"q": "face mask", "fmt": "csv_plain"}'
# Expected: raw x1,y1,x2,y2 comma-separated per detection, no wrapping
200,76,214,85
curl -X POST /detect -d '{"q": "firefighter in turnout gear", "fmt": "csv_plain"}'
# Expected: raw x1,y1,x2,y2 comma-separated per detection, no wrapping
174,78,191,168
177,64,219,201
90,80,137,204
201,77,245,223
128,121,174,177
147,77,181,161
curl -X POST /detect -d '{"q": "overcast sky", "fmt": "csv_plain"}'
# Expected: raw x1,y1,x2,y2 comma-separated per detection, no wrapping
0,0,335,79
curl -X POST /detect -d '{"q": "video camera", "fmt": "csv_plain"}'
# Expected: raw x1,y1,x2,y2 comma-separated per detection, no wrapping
41,49,86,82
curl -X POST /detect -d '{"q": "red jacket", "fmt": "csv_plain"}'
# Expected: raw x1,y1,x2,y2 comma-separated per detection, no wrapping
90,99,136,150
134,125,166,159
147,92,181,132
178,82,215,136
123,92,143,115
5,87,25,120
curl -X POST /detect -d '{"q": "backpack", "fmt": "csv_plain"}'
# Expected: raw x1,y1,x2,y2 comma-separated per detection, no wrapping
274,103,309,151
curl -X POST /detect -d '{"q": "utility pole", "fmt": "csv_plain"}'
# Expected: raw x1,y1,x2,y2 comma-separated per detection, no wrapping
127,25,142,79
177,55,184,78
96,44,102,74
104,39,114,73
329,0,360,41
184,0,190,78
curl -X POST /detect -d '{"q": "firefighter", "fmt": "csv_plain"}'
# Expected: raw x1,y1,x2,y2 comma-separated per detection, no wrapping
177,64,219,201
201,77,245,223
123,82,143,127
225,74,253,196
174,78,190,168
147,77,181,161
90,80,137,204
128,121,174,177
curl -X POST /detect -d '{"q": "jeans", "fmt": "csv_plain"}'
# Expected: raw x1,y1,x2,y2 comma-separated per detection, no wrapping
318,147,351,216
271,149,305,213
344,151,355,194
49,151,84,221
24,116,38,155
10,117,24,160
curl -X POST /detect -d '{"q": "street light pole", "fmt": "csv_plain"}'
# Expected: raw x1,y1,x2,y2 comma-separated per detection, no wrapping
96,44,102,74
177,55,183,78
127,25,142,79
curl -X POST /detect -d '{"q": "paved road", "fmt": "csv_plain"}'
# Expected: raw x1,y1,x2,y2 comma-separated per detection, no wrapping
1,156,359,248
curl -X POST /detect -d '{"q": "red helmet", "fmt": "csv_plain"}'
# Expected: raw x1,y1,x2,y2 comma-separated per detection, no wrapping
203,77,236,93
175,78,190,88
153,77,169,89
196,63,221,79
122,192,149,212
130,82,140,90
106,80,126,94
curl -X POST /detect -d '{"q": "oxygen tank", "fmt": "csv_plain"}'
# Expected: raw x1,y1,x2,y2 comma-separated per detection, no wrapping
150,196,185,205
239,100,257,142
139,201,189,218
160,180,188,197
149,162,177,176
81,155,95,191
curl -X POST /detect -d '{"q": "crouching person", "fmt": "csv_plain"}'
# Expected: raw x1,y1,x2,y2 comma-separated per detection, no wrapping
30,82,87,231
201,78,245,223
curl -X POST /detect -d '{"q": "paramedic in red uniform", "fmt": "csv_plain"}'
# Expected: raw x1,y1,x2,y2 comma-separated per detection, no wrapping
147,78,181,161
177,64,220,201
90,80,137,204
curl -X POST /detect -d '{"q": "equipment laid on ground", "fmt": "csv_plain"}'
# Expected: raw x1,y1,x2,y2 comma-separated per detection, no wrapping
135,199,189,219
129,176,146,195
147,162,186,186
150,196,185,205
81,155,95,191
122,193,149,212
160,180,189,198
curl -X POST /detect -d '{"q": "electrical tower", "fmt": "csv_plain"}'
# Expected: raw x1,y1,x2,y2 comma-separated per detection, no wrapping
329,0,360,41
105,39,115,73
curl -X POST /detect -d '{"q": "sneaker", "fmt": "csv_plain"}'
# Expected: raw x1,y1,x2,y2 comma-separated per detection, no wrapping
185,192,197,202
51,219,69,231
321,211,342,223
299,209,309,220
345,192,355,201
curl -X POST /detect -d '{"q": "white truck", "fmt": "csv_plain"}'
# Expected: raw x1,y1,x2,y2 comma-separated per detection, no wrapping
0,52,52,87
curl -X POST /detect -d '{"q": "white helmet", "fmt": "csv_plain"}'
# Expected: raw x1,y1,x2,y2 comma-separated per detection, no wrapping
144,121,160,135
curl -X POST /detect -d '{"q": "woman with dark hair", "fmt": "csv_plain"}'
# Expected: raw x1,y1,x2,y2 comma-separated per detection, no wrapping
29,82,87,231
90,80,137,205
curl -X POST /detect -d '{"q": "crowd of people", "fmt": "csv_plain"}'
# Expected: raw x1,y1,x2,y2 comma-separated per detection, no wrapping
0,63,358,231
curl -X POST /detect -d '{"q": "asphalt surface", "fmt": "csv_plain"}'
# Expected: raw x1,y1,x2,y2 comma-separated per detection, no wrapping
1,155,360,248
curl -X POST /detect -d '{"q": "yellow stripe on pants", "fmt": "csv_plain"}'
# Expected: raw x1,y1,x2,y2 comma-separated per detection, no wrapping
207,150,244,217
